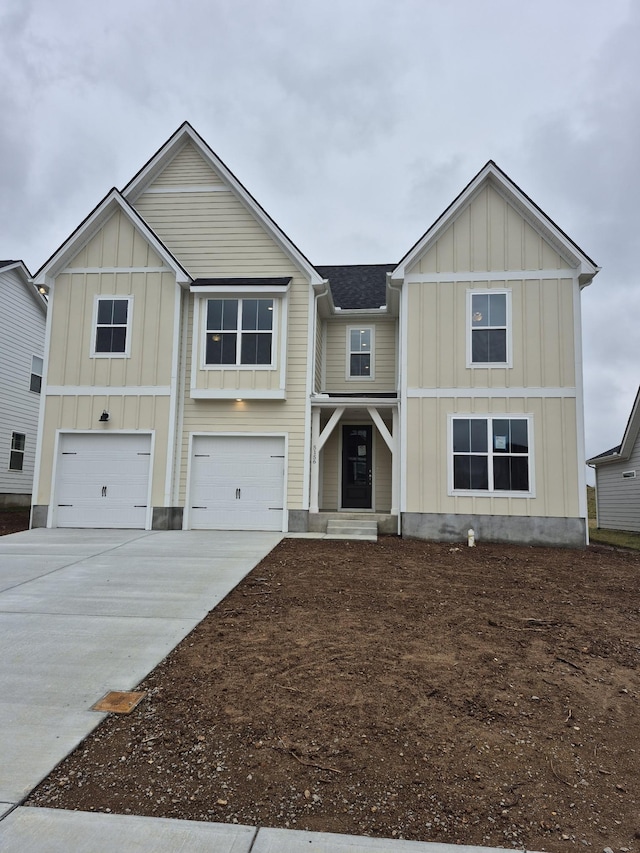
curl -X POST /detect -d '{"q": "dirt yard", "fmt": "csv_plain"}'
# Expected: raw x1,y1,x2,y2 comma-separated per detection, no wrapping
23,537,640,852
0,507,30,536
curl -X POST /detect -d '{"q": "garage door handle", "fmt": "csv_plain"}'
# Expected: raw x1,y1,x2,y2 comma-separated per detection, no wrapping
235,488,241,499
101,486,107,497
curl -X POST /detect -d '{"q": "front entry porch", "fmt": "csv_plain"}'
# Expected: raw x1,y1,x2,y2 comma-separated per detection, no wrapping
309,396,399,533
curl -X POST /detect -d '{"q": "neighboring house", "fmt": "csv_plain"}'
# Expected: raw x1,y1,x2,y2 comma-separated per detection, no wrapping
587,388,640,533
0,261,47,506
31,123,599,545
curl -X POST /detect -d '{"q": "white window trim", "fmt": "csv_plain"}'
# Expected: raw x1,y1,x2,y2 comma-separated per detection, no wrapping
200,296,278,371
346,325,375,381
30,355,43,394
9,432,26,472
622,470,636,479
90,295,133,358
447,413,534,498
466,289,512,369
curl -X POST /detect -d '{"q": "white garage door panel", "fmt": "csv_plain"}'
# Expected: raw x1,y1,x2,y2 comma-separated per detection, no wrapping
190,436,285,531
56,434,151,528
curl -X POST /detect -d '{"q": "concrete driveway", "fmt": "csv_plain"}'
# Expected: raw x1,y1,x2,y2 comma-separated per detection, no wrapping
0,527,281,807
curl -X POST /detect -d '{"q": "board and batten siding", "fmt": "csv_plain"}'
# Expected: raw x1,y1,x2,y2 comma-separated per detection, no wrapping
408,184,568,275
323,318,396,393
595,446,640,533
0,268,45,495
405,393,580,519
34,395,171,510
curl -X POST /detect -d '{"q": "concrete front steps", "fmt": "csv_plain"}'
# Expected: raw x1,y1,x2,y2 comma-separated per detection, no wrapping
325,516,378,542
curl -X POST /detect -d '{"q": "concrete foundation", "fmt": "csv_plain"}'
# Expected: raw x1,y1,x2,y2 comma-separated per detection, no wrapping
152,507,184,530
402,512,587,548
287,510,309,532
0,493,31,508
30,505,48,528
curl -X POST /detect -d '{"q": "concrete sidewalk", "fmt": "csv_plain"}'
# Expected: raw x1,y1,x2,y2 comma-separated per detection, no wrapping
0,528,281,804
0,807,520,853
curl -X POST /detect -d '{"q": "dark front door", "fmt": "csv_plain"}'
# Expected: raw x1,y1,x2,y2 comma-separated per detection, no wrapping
341,425,372,509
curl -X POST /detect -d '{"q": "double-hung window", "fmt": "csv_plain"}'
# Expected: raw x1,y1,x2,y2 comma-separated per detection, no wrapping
451,416,531,494
30,356,43,393
469,291,509,365
9,432,25,472
347,327,373,379
205,298,273,366
93,297,132,356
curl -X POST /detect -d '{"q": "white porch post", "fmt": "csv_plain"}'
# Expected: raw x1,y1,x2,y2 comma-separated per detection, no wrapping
310,407,321,514
391,406,399,517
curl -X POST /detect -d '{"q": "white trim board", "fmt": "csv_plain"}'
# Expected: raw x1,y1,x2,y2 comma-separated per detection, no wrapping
46,386,171,396
407,387,577,399
404,269,577,283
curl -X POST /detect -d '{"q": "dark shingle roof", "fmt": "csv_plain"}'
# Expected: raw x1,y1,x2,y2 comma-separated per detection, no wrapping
315,264,396,310
0,260,19,268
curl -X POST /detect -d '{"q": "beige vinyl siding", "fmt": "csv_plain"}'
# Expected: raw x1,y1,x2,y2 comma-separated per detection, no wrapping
150,141,223,186
35,394,171,507
180,275,311,509
191,294,286,393
409,185,567,274
67,211,165,270
134,145,298,279
315,317,323,393
321,428,339,510
595,445,640,532
406,277,575,390
374,429,392,511
405,395,580,518
47,270,177,388
323,318,396,393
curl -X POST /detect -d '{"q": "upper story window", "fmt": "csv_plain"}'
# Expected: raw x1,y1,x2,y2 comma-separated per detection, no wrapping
9,432,25,472
30,356,43,393
469,290,510,366
92,297,132,357
205,298,273,366
451,415,531,495
347,326,374,379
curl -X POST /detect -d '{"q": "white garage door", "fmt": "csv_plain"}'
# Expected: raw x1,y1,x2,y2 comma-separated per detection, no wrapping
55,433,152,528
189,435,285,531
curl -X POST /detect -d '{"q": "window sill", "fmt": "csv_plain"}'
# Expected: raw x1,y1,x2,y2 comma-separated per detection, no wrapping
190,388,286,400
449,489,533,499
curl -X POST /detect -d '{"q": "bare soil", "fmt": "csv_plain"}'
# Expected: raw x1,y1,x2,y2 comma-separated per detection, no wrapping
0,507,30,536
22,537,640,852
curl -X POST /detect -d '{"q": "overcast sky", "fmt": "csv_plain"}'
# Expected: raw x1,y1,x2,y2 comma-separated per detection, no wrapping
1,0,638,474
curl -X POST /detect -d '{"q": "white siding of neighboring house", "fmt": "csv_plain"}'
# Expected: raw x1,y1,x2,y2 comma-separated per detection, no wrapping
0,268,46,499
595,445,640,533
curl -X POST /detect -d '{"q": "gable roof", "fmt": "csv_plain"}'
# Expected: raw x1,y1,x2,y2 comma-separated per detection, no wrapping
33,189,191,286
122,122,324,286
0,259,47,314
315,264,396,310
391,161,600,287
587,387,640,466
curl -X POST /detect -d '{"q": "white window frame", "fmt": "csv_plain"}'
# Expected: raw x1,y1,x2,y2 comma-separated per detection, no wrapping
346,325,375,381
30,355,43,394
622,470,636,479
448,413,534,497
91,295,133,358
201,297,277,370
466,289,512,368
9,432,26,472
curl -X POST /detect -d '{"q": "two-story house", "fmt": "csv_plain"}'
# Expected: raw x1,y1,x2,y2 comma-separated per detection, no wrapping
31,123,598,545
0,260,47,507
